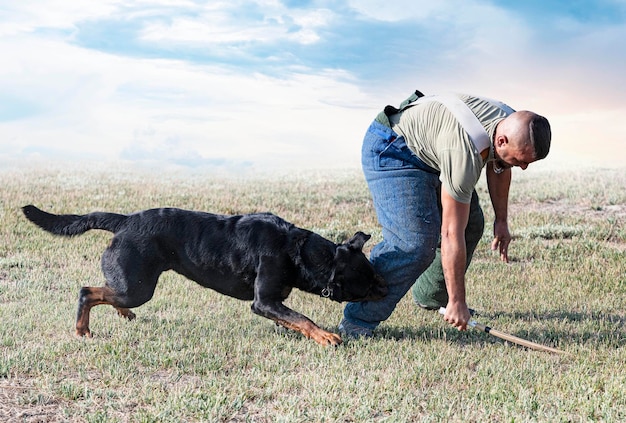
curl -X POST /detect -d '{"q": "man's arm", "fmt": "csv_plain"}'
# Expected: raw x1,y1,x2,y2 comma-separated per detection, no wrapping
486,165,512,262
440,189,471,330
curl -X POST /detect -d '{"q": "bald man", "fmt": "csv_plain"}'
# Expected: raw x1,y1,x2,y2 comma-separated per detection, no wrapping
339,92,551,337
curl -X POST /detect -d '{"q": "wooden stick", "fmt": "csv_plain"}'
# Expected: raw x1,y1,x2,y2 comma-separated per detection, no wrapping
438,308,570,355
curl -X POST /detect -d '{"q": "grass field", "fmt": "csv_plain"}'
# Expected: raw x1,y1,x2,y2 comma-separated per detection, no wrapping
1,163,624,422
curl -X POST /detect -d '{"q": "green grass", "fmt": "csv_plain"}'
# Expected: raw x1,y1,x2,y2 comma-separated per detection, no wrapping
1,164,625,422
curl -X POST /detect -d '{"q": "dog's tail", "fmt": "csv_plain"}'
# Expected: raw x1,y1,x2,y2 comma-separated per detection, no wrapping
22,205,128,237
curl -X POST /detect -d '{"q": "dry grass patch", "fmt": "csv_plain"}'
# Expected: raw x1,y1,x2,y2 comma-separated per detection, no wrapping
1,163,624,422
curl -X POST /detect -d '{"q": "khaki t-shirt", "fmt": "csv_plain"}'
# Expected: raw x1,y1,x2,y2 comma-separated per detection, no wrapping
389,94,511,203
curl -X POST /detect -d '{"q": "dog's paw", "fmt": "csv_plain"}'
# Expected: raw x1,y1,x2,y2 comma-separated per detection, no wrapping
313,330,343,347
75,328,93,338
116,308,136,321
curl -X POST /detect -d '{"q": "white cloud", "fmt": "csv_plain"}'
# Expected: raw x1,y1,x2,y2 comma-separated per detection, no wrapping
0,0,123,35
0,32,371,168
346,0,442,21
0,0,624,170
139,2,334,46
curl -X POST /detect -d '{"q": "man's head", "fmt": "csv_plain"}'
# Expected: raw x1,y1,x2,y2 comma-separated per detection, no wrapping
493,111,551,171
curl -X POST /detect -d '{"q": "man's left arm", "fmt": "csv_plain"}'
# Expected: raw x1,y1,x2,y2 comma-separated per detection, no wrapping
486,165,512,262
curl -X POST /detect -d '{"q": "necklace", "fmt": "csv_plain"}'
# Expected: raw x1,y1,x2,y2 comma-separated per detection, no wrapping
493,160,505,174
492,141,505,174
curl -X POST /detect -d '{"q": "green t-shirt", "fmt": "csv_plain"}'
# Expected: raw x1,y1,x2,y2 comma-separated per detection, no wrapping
387,94,511,203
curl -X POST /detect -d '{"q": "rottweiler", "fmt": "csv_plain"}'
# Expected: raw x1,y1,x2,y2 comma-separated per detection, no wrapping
22,205,387,346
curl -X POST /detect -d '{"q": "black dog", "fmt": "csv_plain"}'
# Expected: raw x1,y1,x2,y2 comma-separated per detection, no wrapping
22,205,387,345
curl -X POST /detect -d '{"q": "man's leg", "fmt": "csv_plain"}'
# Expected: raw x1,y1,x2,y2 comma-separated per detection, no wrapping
341,122,441,334
411,189,485,309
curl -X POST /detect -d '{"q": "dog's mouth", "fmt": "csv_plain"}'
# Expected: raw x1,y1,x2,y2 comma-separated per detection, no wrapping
359,275,388,301
337,283,387,303
330,269,388,302
368,279,388,300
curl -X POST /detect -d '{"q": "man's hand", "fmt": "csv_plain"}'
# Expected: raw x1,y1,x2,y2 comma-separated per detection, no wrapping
491,220,511,262
443,301,471,331
440,189,470,331
486,163,512,263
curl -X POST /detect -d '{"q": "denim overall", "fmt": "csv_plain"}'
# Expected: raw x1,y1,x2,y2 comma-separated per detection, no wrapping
342,120,484,330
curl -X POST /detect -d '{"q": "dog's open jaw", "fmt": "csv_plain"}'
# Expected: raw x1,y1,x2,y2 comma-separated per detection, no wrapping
22,205,387,346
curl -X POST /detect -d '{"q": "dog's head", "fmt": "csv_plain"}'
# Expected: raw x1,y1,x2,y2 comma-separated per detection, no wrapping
325,232,387,303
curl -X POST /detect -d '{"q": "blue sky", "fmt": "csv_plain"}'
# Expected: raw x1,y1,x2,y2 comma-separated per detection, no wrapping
1,0,625,170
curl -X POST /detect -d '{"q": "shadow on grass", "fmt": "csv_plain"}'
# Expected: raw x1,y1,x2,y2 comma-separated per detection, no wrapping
377,310,626,349
106,310,625,351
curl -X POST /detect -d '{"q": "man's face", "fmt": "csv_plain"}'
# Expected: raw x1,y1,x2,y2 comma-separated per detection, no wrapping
494,138,536,171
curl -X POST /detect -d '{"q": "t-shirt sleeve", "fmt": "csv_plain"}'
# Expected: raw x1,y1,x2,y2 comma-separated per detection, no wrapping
438,149,478,204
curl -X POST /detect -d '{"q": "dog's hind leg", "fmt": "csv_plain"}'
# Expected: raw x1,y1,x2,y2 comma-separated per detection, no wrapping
76,286,136,337
77,235,163,337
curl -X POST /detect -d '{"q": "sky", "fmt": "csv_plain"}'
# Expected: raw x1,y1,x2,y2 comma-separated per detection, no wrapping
1,0,625,172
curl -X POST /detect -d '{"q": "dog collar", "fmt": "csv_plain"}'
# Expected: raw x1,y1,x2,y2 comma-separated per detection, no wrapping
321,286,333,298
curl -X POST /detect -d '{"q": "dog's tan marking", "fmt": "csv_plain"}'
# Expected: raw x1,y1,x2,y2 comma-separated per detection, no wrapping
274,317,343,346
76,286,134,337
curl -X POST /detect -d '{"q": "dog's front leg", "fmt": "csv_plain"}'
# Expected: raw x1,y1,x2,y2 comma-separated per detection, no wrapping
252,300,342,346
252,256,342,346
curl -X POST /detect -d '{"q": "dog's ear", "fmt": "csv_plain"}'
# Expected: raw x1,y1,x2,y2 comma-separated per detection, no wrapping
346,231,371,251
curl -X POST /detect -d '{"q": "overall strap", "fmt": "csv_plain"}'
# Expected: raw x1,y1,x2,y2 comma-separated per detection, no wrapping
403,95,488,152
399,94,514,153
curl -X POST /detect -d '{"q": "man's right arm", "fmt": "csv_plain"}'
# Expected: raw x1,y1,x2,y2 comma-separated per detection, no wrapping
440,188,472,330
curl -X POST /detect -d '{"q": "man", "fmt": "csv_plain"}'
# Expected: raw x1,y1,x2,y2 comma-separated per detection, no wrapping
339,91,551,337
